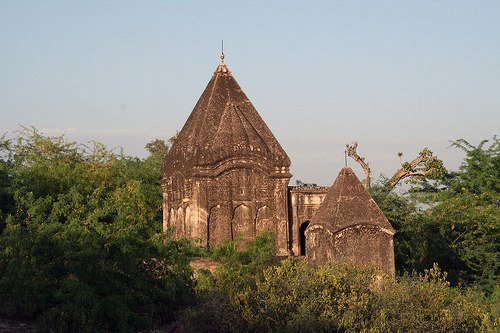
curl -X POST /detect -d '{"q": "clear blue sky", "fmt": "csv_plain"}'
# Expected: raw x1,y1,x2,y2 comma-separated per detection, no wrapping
1,1,499,185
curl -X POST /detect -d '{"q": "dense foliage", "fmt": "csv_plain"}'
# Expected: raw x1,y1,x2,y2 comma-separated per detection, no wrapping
0,128,498,332
372,137,499,294
0,128,193,332
182,236,497,332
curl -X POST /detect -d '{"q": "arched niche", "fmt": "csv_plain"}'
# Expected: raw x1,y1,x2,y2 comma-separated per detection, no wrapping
169,208,175,229
176,207,185,236
232,204,253,241
171,172,185,201
256,205,272,235
208,205,227,248
185,206,191,238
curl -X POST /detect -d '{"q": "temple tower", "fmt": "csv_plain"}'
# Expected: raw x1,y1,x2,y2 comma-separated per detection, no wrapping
162,55,292,255
305,167,396,275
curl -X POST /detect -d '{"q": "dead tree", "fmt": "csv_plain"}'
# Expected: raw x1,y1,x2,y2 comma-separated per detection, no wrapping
346,141,371,190
346,143,444,192
388,148,439,188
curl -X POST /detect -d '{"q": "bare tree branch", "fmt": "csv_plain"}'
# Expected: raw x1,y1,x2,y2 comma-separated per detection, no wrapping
346,141,371,190
388,148,438,188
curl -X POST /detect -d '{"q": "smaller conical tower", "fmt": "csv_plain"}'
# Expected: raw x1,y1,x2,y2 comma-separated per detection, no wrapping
305,167,395,275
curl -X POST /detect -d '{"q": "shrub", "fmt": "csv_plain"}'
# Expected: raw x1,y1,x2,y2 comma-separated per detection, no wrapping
185,252,497,332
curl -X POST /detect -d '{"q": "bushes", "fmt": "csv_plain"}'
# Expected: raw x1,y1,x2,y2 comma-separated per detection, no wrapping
184,240,498,332
374,265,496,332
242,259,379,332
0,128,194,332
0,215,194,332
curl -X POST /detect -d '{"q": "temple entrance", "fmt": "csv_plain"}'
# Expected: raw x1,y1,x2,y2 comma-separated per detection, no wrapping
299,221,310,256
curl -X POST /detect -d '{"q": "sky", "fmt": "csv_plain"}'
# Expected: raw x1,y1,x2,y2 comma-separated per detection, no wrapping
1,1,499,185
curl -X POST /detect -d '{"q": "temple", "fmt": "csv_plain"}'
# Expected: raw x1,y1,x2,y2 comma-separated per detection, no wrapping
305,167,396,275
161,54,292,255
162,55,395,274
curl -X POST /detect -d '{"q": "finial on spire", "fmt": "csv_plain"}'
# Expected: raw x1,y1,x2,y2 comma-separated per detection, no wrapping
220,40,225,63
215,40,230,74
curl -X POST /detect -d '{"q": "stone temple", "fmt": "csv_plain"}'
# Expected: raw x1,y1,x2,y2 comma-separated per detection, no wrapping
305,167,396,275
162,55,395,275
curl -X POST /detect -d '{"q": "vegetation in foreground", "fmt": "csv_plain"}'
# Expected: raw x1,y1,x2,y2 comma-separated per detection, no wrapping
0,128,498,332
182,235,497,332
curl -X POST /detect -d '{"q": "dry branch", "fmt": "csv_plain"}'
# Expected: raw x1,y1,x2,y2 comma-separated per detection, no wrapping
346,141,371,190
388,148,437,188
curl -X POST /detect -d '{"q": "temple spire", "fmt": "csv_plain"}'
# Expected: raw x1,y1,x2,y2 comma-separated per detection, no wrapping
220,40,225,64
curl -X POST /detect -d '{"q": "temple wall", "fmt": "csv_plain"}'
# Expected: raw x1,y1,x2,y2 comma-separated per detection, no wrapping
163,163,291,253
164,177,396,275
306,224,395,276
288,186,329,255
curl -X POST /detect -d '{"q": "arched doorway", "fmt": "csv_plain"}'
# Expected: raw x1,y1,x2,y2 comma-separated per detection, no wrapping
299,221,310,256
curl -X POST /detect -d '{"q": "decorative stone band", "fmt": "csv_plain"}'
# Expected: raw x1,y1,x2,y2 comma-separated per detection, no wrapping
306,223,396,237
192,156,291,178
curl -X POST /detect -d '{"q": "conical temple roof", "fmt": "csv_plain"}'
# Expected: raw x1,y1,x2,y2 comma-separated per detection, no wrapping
163,58,290,176
310,168,395,234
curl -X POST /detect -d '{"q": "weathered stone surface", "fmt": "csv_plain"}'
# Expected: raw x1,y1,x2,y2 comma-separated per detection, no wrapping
162,60,292,255
162,59,396,271
305,167,395,275
288,186,329,255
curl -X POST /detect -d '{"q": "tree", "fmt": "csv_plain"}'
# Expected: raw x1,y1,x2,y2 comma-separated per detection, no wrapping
145,138,169,161
0,135,14,231
0,127,195,331
448,137,499,198
425,137,500,292
371,136,499,293
145,132,178,165
346,141,446,191
388,148,446,190
346,141,371,189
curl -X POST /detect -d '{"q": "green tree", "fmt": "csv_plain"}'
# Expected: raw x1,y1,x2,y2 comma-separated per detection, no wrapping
373,136,499,293
370,180,421,272
424,137,499,292
0,135,14,231
0,127,194,332
448,137,499,198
